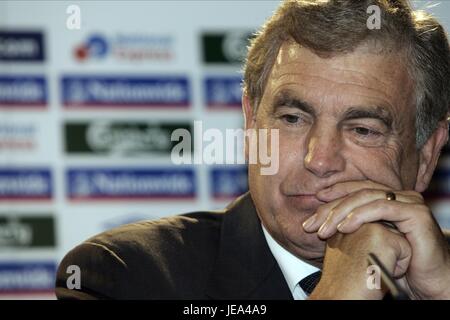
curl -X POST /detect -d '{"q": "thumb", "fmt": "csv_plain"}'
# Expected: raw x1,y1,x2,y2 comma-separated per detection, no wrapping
391,233,412,278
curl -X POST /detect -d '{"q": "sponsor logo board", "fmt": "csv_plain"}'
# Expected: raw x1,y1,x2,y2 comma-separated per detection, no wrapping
205,76,242,109
64,121,192,155
0,169,52,200
201,31,253,64
74,33,174,62
61,75,190,108
0,262,55,294
0,76,47,107
0,31,45,62
210,166,248,199
67,168,196,200
0,122,36,151
0,215,55,248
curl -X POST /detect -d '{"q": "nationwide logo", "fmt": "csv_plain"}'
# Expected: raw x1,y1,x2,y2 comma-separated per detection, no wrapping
67,168,196,200
0,31,45,62
0,169,52,200
0,76,47,107
201,30,253,64
210,166,248,200
0,262,55,293
74,33,174,62
0,215,55,248
0,122,36,151
205,76,242,109
64,121,192,155
61,75,190,108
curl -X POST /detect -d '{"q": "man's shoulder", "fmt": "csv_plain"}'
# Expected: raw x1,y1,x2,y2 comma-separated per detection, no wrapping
87,210,225,260
56,209,227,299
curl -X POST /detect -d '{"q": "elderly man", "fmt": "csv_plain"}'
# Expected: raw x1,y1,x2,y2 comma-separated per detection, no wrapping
56,0,450,300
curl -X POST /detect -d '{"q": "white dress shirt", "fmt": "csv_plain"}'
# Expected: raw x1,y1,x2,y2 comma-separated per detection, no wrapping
262,224,320,300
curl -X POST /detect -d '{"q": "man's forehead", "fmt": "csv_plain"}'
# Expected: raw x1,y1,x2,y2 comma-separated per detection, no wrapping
275,41,320,66
268,41,415,111
273,41,406,83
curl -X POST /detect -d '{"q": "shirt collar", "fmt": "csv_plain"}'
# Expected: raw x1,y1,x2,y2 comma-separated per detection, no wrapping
261,223,320,295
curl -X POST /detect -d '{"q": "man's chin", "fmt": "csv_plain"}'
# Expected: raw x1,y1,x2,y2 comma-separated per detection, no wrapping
281,202,319,226
286,235,326,263
279,219,326,261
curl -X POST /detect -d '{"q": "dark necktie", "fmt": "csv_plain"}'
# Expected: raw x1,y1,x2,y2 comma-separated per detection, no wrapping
298,271,322,295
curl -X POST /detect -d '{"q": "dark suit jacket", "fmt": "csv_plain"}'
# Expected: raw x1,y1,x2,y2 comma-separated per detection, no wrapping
55,192,450,300
55,192,293,299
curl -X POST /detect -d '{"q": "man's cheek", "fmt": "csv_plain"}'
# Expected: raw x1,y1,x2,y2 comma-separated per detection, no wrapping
278,133,305,161
351,149,404,190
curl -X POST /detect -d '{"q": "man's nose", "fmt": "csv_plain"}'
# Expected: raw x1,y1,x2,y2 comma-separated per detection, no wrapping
303,126,345,178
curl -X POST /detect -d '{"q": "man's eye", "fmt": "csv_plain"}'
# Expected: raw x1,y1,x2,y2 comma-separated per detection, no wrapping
282,115,300,124
353,127,381,136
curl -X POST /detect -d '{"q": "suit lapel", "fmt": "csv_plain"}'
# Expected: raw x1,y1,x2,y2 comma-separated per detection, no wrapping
205,192,293,299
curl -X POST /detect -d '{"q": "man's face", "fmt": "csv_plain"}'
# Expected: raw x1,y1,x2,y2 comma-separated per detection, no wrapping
245,42,419,262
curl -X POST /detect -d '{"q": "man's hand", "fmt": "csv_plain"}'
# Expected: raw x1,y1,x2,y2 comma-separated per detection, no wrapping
303,180,450,299
309,223,411,300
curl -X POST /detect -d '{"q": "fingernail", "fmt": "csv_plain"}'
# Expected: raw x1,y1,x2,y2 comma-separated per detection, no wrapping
302,215,316,230
337,220,347,231
337,214,353,231
318,222,329,236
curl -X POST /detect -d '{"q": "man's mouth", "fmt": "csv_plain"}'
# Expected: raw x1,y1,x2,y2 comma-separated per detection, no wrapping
284,194,327,211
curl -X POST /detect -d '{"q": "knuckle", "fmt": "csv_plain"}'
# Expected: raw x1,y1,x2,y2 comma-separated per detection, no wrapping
353,188,382,200
415,192,425,202
346,210,358,223
404,190,424,203
354,188,371,196
315,204,330,218
412,203,432,219
374,198,390,211
327,208,339,222
410,191,424,203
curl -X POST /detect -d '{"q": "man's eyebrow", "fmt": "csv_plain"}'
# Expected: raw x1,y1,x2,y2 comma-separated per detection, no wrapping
272,90,316,116
342,106,393,128
272,91,394,128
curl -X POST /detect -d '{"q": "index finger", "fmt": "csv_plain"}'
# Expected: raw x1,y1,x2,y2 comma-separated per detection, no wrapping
316,180,392,202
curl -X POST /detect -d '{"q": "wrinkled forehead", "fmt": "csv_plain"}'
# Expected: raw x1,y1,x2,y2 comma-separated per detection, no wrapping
272,42,413,87
267,41,416,114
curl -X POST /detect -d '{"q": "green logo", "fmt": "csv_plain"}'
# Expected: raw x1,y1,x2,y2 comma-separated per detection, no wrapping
202,31,254,64
0,215,56,248
65,121,192,155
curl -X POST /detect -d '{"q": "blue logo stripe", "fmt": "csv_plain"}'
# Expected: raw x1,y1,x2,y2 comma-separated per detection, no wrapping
0,262,56,292
66,168,196,199
61,75,190,108
210,166,248,199
0,76,47,106
205,76,242,109
0,168,52,199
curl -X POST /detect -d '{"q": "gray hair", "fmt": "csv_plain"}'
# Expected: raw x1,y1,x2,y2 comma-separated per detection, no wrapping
243,0,450,148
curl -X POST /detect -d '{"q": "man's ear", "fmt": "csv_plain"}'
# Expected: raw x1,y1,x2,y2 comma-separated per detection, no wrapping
415,117,449,192
242,94,256,130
